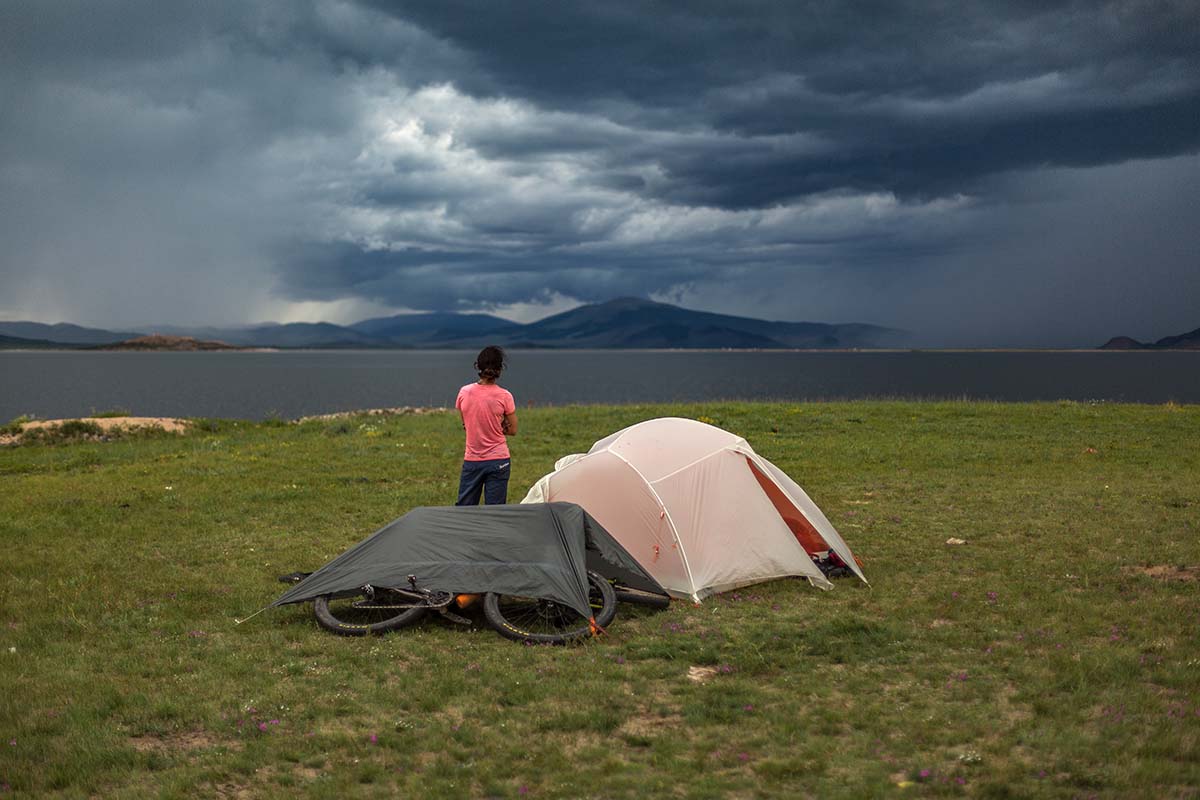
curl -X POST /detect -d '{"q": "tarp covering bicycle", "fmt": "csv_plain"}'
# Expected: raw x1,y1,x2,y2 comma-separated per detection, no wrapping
272,502,667,622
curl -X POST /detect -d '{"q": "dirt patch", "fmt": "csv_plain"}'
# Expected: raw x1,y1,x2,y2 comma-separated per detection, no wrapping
995,684,1033,726
559,731,605,756
211,781,256,799
1123,565,1200,582
1,417,190,445
128,729,237,753
207,763,324,798
618,712,684,739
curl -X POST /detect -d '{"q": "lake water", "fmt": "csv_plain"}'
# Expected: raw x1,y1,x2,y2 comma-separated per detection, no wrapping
1,349,1197,420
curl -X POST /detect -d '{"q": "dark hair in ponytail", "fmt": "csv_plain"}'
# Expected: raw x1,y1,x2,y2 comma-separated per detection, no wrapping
475,345,506,380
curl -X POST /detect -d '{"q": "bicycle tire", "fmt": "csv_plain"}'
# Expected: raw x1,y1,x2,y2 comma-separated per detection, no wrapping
483,570,616,644
313,589,428,636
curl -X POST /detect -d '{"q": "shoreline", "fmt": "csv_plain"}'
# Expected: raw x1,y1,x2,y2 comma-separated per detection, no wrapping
5,400,1195,444
3,346,1199,354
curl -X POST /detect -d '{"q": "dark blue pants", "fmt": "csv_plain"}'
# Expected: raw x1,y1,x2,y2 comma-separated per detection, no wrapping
456,458,510,506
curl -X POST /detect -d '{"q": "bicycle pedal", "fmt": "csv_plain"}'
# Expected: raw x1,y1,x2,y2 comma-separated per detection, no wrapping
437,608,473,625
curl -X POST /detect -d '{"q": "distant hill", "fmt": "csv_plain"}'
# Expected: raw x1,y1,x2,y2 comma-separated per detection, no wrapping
229,323,379,348
1100,327,1200,350
1155,327,1200,349
153,322,380,348
1,298,904,350
0,321,142,345
455,297,904,349
0,333,64,349
349,312,521,345
102,335,242,351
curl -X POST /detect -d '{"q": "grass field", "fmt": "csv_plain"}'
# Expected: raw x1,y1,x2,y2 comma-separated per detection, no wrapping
2,402,1198,798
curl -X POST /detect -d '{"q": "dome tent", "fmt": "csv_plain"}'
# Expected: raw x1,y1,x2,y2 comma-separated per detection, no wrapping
523,417,866,601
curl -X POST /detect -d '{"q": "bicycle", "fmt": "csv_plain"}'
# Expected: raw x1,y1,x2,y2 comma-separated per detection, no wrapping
287,570,620,644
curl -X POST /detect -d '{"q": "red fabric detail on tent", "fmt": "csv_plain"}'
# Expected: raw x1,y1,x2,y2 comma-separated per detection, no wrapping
745,457,828,555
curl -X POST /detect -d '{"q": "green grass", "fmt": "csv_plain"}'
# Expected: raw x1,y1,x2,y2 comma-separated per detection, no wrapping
0,416,31,437
2,402,1198,798
89,408,133,419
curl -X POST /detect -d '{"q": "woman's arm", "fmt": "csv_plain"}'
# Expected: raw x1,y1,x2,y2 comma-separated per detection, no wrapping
502,411,518,436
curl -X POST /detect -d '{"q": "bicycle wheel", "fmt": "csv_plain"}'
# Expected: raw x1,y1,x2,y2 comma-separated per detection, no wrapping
313,588,428,636
483,570,616,644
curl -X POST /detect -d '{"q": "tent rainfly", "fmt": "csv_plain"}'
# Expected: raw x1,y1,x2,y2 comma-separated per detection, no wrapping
523,417,866,601
272,502,666,619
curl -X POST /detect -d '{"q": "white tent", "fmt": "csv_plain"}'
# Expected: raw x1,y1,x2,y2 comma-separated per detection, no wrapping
522,417,866,601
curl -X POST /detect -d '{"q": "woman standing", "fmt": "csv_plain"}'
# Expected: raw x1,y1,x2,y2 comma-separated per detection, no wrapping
454,346,518,505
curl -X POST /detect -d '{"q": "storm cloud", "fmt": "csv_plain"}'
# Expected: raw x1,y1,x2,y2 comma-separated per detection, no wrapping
1,0,1197,344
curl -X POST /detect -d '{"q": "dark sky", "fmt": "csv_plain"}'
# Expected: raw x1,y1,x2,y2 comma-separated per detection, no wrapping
2,1,1198,345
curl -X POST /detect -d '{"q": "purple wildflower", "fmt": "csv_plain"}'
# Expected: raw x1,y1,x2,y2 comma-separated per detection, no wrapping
986,591,998,604
919,769,931,780
369,733,378,744
257,722,268,732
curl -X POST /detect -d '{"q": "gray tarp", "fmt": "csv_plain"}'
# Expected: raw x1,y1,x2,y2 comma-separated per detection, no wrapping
272,502,667,619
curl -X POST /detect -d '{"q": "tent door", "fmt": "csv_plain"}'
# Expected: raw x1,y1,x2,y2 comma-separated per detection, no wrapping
745,457,829,555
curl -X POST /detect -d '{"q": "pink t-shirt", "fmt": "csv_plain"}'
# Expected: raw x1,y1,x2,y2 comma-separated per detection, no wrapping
456,382,515,461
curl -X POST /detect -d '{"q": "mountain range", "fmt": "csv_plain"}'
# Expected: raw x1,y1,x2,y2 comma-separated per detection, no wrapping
1100,328,1200,350
0,298,905,350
